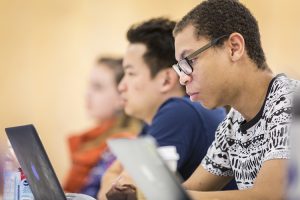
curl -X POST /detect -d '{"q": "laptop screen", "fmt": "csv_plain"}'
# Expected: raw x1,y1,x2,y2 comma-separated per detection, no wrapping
108,137,192,200
5,124,67,200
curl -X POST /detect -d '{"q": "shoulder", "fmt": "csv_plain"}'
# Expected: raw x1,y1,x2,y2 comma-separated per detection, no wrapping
270,75,299,93
265,75,300,120
150,97,204,133
159,97,198,111
156,97,203,119
159,97,225,120
267,75,299,105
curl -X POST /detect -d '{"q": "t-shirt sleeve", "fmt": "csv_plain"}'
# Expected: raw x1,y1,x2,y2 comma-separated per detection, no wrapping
201,121,234,177
263,98,293,162
146,100,204,169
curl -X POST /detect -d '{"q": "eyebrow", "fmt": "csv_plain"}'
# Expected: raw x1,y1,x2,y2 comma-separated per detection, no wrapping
123,65,133,70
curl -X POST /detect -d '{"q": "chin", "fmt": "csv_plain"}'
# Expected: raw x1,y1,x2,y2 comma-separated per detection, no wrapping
124,107,139,119
199,100,217,110
202,104,214,110
124,107,132,116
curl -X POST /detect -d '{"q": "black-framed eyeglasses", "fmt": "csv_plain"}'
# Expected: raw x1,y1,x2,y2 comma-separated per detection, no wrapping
173,35,228,76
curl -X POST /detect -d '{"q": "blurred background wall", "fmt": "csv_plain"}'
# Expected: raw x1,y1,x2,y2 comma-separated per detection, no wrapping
0,0,299,181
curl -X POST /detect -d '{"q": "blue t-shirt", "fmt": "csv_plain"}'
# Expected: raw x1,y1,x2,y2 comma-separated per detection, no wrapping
140,97,225,180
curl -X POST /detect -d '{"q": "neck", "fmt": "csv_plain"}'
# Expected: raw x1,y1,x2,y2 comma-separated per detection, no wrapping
144,88,185,124
95,114,117,125
230,67,274,121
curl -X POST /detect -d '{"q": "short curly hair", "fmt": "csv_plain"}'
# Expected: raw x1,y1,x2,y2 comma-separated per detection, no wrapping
127,18,177,77
174,0,267,69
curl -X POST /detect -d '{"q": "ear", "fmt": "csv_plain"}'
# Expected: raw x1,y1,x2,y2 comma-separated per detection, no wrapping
227,32,245,62
158,68,179,93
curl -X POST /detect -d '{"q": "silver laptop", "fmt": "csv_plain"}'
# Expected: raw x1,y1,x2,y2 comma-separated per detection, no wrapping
108,136,192,200
5,124,95,200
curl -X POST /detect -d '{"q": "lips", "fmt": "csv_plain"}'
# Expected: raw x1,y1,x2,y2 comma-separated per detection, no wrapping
186,91,196,96
186,91,200,101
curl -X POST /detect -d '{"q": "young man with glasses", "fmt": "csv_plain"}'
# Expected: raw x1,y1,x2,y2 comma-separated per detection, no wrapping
173,0,299,199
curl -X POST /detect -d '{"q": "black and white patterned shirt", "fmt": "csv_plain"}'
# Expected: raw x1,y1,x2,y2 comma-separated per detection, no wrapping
201,74,299,190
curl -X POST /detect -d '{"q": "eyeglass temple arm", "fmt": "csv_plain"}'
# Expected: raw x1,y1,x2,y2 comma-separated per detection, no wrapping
186,35,229,60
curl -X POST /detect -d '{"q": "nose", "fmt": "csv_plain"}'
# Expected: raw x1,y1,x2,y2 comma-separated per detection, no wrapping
118,77,126,93
179,73,192,86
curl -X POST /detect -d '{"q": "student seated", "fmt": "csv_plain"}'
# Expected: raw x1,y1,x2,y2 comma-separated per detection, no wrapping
288,92,300,198
63,57,141,198
172,0,300,199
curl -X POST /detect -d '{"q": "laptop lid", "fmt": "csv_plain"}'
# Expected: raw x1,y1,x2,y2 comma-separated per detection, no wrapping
108,136,192,200
5,124,67,200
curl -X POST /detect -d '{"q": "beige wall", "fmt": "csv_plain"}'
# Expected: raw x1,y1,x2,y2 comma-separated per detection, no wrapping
0,0,299,181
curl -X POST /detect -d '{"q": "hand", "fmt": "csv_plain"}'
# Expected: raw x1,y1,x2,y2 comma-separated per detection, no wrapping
116,171,135,186
106,184,137,200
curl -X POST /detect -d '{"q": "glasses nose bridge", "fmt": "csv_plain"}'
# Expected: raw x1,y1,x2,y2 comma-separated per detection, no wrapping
173,60,193,85
181,58,194,75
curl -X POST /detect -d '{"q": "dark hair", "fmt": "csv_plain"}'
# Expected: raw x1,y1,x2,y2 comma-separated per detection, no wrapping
174,0,267,69
97,57,124,84
127,18,177,77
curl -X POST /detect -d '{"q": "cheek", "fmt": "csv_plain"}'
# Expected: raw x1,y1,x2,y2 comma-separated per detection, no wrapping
86,91,98,109
133,86,144,96
128,80,145,95
191,67,207,87
127,83,152,112
101,90,120,105
193,59,223,87
98,93,121,114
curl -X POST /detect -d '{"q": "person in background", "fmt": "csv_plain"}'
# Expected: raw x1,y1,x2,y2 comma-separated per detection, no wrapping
288,92,300,199
172,0,300,199
63,57,141,198
0,142,4,195
98,18,236,200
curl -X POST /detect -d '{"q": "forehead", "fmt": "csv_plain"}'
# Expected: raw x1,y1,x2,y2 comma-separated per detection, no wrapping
89,65,114,81
123,43,148,69
174,24,207,61
91,64,111,74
